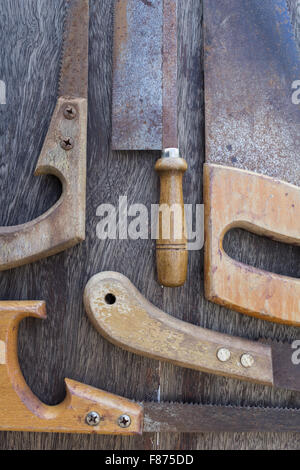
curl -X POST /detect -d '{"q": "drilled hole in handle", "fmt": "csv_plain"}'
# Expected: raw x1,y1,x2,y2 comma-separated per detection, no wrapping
105,293,116,305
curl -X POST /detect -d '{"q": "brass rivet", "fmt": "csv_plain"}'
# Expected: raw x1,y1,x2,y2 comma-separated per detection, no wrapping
241,353,255,368
217,348,231,362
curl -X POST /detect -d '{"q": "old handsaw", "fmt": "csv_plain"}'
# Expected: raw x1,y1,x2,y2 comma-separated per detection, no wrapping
0,0,88,270
112,0,188,288
84,272,300,393
1,301,300,434
204,0,300,325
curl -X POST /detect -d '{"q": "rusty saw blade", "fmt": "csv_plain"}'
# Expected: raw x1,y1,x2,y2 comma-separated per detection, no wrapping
204,0,300,185
266,339,300,392
112,0,178,150
142,402,300,432
111,0,188,288
203,0,300,324
58,0,89,99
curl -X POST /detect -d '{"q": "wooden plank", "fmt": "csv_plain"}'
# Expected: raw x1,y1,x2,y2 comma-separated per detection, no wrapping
0,0,158,450
159,0,300,451
0,0,299,450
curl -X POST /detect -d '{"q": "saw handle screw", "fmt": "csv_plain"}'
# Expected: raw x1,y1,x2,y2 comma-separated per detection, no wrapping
60,136,74,151
86,411,101,426
63,105,77,120
118,414,131,428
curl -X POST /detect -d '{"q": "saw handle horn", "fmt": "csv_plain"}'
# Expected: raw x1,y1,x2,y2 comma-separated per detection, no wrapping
0,301,143,434
155,149,188,287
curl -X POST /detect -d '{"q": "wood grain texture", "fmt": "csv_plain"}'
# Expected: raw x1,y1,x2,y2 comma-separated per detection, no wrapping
0,0,299,450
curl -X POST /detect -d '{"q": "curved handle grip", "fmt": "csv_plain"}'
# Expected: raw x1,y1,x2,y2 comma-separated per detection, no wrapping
155,150,188,287
0,302,142,434
204,163,300,326
84,272,274,387
0,97,87,271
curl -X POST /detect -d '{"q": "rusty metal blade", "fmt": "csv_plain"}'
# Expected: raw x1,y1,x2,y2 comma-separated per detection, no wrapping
112,0,178,150
58,0,89,99
143,402,300,432
204,0,300,186
162,0,178,149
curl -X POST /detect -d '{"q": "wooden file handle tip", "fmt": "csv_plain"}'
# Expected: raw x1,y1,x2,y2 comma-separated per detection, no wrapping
155,149,188,287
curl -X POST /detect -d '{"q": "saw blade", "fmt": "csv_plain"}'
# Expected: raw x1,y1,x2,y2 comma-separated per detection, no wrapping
262,340,300,392
142,401,300,433
58,0,89,99
111,0,178,150
204,0,300,186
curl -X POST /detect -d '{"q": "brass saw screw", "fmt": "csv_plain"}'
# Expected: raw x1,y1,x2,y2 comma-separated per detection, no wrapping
63,105,77,120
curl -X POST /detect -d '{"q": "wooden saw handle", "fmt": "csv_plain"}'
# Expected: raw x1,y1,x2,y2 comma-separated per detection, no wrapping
155,149,188,287
84,272,274,387
0,301,142,434
0,97,87,271
204,163,300,326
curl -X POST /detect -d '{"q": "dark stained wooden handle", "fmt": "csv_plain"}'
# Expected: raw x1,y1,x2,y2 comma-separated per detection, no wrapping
155,151,188,287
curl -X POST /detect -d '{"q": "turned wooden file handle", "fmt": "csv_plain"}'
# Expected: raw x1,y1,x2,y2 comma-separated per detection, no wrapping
155,149,188,287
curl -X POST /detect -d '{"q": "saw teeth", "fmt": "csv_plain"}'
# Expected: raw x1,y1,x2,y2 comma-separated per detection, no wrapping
57,0,71,98
141,401,300,411
285,0,300,53
259,338,300,345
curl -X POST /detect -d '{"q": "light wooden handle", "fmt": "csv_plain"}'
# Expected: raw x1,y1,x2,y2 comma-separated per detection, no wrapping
84,272,274,387
0,302,143,434
204,163,300,326
155,149,188,287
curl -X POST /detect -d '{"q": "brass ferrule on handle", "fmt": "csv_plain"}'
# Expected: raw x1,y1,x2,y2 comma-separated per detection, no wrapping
155,148,188,287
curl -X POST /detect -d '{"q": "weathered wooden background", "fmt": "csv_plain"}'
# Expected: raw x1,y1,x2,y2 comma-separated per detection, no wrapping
0,0,300,450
